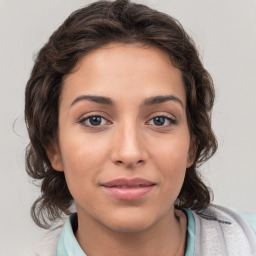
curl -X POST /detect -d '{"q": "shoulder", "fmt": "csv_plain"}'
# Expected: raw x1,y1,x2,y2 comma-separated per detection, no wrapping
199,204,256,234
191,204,256,256
236,209,256,234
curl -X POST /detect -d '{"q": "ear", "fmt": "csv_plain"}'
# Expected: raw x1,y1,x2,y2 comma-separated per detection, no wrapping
186,135,197,168
45,142,64,172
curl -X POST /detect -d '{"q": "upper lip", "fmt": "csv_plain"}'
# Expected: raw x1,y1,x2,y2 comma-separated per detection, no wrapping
101,178,156,187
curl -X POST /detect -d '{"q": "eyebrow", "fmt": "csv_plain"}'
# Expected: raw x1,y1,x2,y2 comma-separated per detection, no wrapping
144,95,184,108
71,95,114,106
71,94,184,108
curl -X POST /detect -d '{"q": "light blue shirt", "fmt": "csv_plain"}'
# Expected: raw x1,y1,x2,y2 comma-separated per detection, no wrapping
57,208,256,256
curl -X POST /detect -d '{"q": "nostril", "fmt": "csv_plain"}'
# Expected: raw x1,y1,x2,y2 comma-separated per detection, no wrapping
114,159,144,168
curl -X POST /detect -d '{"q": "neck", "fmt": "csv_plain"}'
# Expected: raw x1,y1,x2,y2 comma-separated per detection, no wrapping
75,208,187,256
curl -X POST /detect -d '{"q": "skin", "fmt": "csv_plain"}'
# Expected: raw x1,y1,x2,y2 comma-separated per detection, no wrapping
47,43,195,256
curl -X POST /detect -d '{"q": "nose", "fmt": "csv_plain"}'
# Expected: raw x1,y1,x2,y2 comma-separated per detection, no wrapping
110,122,148,169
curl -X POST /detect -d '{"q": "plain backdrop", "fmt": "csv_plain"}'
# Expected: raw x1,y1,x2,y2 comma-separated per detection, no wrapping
0,0,255,255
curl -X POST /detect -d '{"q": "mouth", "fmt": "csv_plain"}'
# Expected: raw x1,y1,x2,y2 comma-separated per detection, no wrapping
100,178,156,201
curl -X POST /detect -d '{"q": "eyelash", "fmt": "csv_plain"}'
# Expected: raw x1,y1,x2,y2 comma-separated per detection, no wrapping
146,115,177,127
79,115,111,128
78,114,177,129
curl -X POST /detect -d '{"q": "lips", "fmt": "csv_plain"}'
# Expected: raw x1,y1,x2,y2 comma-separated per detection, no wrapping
101,178,156,201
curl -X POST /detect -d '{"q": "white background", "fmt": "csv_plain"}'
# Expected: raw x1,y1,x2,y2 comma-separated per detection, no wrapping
0,0,255,255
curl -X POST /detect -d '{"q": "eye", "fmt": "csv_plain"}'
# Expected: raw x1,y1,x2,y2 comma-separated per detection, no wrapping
79,115,109,127
147,115,176,127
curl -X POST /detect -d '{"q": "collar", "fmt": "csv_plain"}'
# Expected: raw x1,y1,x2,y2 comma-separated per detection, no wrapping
57,213,86,256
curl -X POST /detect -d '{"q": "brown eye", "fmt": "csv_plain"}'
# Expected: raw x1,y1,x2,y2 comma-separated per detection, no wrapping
80,115,108,127
148,116,176,126
88,116,103,126
153,116,165,126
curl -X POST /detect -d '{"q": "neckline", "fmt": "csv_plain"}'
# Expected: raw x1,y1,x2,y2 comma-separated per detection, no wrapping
57,209,196,256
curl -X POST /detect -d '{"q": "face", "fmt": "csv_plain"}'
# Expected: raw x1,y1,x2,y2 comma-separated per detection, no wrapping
48,43,194,233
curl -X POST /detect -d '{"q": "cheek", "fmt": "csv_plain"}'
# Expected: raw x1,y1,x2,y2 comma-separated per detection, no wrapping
152,135,190,186
154,135,190,165
60,128,109,168
58,132,110,192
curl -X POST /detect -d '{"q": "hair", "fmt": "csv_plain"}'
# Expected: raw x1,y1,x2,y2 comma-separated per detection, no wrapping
25,0,217,229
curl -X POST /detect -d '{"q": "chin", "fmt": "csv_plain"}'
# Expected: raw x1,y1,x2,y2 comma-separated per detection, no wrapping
101,209,160,233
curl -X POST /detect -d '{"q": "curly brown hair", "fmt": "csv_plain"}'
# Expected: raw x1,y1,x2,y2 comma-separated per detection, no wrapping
25,0,217,229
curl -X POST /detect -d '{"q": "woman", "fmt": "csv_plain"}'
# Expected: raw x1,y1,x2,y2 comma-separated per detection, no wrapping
25,0,256,255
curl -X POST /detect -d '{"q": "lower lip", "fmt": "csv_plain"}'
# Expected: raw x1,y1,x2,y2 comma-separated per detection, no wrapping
101,186,154,201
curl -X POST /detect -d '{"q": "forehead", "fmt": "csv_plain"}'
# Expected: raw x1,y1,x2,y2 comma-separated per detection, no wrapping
62,43,186,107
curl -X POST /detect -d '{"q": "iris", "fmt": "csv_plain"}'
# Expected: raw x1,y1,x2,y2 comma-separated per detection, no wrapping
153,117,165,126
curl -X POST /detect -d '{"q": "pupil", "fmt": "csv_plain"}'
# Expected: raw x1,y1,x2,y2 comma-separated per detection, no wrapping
90,116,101,126
154,117,165,126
